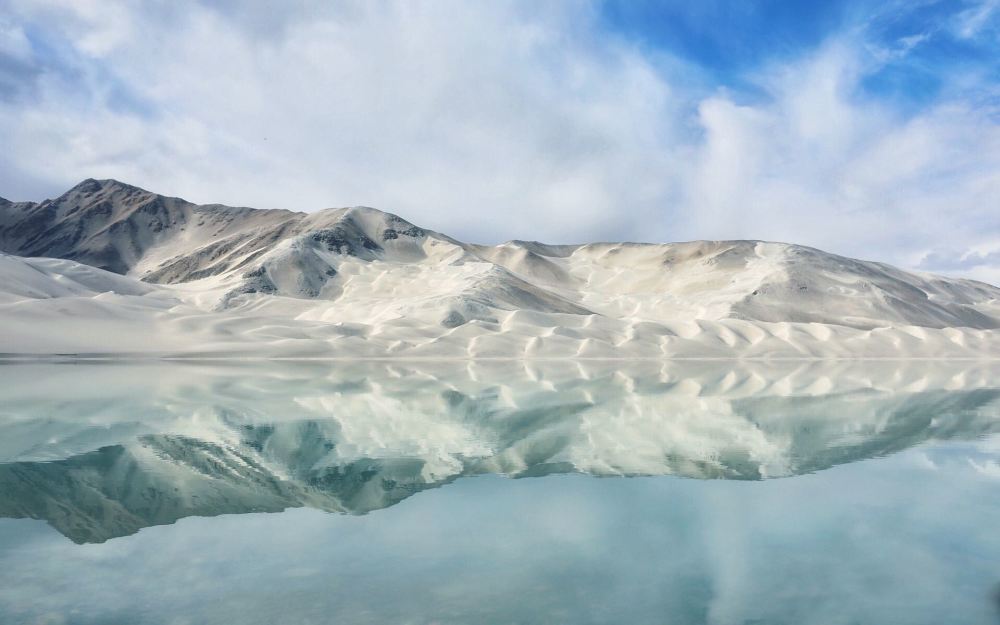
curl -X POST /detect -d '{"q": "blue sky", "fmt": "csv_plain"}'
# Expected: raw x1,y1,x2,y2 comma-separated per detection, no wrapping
1,0,998,281
601,0,999,108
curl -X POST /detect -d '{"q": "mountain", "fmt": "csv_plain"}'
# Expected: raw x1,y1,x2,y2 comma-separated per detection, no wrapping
0,179,294,277
1,360,998,543
1,178,999,358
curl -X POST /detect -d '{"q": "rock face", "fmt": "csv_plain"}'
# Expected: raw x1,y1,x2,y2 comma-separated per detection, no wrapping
1,178,1000,357
1,179,272,275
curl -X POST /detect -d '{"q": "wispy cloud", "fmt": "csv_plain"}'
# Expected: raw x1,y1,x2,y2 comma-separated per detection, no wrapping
677,39,1000,279
954,0,1000,39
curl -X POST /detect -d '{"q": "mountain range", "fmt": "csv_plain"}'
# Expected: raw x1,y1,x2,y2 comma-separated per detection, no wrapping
2,178,999,358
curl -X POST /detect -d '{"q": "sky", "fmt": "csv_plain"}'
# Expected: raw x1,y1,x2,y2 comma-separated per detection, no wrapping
1,0,999,282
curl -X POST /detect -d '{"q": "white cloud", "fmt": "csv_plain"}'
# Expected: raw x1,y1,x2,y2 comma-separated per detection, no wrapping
9,0,137,56
0,21,32,61
674,41,1000,274
969,458,1000,479
1,1,685,244
1,0,999,281
954,0,1000,39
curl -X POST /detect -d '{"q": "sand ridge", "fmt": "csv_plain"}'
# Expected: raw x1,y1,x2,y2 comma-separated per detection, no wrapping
2,179,1000,358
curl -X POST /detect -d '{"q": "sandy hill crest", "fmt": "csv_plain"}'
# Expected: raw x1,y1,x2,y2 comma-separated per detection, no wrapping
1,179,999,358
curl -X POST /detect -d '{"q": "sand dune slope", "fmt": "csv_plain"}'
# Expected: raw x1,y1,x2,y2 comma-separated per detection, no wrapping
2,179,999,358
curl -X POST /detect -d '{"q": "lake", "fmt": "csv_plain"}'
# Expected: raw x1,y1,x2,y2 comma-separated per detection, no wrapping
1,360,999,624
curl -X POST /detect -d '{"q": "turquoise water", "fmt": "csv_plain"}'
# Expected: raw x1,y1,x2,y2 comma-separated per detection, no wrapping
1,362,999,624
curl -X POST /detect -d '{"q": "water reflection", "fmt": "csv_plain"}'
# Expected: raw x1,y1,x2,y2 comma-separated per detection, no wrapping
1,361,999,544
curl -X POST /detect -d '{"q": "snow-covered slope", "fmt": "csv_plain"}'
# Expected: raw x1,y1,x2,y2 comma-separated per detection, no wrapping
2,179,1000,358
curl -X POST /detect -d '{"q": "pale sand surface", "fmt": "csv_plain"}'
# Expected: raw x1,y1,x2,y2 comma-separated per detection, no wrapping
3,180,999,359
2,251,999,359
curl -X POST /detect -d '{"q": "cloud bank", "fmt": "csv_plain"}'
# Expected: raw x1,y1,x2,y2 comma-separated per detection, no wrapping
1,0,998,282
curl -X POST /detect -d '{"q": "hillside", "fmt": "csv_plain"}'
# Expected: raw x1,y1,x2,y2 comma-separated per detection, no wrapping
1,179,999,358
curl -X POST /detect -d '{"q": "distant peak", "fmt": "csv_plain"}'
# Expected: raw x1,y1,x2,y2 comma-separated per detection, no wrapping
67,178,101,194
330,205,417,226
65,178,152,197
344,205,392,218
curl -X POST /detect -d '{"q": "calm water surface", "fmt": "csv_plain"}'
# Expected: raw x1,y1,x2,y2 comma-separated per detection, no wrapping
1,361,999,625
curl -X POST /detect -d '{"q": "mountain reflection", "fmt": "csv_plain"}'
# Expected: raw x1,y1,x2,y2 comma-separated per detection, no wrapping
1,360,999,543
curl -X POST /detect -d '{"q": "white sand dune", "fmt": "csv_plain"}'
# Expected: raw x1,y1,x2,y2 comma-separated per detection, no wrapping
2,179,999,358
